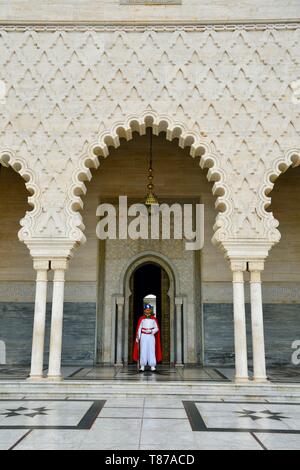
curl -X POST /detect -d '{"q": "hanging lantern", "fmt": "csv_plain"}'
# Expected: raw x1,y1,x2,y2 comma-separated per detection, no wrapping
145,128,159,209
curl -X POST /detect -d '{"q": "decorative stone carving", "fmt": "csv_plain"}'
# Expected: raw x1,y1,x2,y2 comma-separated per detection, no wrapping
69,111,229,246
0,25,299,254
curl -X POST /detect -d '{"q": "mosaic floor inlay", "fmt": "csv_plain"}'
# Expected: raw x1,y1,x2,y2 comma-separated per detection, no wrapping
0,400,105,430
0,365,300,384
0,398,299,449
183,401,300,434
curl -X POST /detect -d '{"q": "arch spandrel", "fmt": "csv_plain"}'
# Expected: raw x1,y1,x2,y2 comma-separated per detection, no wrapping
0,26,299,254
68,111,231,248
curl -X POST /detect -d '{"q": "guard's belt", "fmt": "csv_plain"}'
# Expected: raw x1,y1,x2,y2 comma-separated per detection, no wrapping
141,328,154,335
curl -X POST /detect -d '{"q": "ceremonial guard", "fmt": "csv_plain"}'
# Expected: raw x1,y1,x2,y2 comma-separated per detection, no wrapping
133,304,162,372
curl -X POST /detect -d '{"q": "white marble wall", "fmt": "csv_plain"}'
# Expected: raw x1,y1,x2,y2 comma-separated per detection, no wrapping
1,22,299,249
0,0,299,22
0,340,6,364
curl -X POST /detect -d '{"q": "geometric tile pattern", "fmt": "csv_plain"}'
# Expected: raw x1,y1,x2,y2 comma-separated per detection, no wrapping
184,401,300,433
236,409,289,422
0,25,299,244
69,365,229,382
0,398,300,449
0,400,105,429
0,406,51,419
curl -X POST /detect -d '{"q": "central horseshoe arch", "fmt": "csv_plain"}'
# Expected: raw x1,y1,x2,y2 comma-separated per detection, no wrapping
67,111,232,249
119,251,179,366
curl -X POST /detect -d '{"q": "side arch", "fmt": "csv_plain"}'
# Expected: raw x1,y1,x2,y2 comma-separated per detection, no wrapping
258,148,300,244
0,148,40,242
67,111,232,247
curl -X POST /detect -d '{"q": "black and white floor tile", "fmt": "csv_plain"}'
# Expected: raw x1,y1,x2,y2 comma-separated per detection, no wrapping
60,366,230,382
0,400,105,430
0,366,30,380
1,365,300,384
0,397,299,449
183,401,300,434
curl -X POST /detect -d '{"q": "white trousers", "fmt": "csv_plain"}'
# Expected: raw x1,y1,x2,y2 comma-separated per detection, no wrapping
140,334,156,367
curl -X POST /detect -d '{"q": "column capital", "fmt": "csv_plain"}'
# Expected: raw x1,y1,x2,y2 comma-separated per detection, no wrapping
223,241,273,262
175,296,184,306
51,258,69,271
25,240,76,260
248,261,265,273
33,259,50,271
115,295,125,307
230,261,247,273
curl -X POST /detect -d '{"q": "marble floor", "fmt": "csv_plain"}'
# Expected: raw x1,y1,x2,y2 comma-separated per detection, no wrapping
0,396,300,450
1,365,300,383
1,365,300,449
0,365,228,381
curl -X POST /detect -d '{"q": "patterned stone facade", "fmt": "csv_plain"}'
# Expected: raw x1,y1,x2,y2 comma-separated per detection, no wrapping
0,23,299,256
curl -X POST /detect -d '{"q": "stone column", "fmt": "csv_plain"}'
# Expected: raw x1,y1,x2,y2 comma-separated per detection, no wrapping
231,261,249,383
115,297,125,366
175,297,183,366
249,261,268,383
47,259,68,381
28,259,49,381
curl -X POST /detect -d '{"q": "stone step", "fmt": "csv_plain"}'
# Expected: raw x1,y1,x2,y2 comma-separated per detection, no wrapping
1,380,300,400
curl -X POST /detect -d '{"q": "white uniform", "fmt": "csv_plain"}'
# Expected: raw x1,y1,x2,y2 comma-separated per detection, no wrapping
137,318,159,367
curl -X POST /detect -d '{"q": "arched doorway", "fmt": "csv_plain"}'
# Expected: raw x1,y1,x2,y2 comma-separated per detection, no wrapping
89,129,212,367
128,262,171,365
116,252,180,367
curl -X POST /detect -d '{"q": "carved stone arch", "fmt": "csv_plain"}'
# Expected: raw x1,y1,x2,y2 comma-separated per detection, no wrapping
258,148,300,245
119,250,179,365
120,250,180,296
67,110,232,248
0,148,41,242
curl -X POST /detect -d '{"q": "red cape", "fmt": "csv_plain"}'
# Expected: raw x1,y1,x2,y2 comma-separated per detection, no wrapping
133,315,163,363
